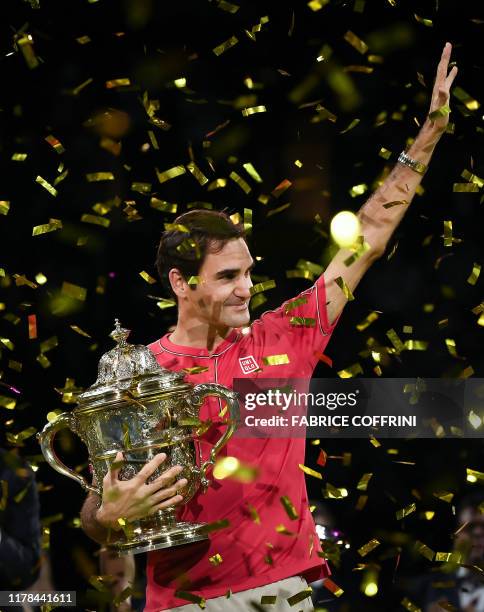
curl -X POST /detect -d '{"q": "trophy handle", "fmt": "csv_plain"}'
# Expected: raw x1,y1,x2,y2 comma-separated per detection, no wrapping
191,383,240,490
37,412,101,495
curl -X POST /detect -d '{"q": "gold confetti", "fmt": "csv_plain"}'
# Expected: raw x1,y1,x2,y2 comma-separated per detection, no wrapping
276,523,296,536
383,200,408,209
242,162,263,183
344,30,368,54
0,396,16,410
156,165,186,184
298,464,322,479
12,153,28,161
379,147,392,159
401,596,422,612
174,591,206,607
213,36,238,56
271,179,292,198
386,328,405,353
344,65,374,74
139,271,157,285
369,435,381,447
32,219,62,236
286,588,312,606
62,282,87,301
414,14,433,27
261,595,277,604
467,263,481,285
461,169,484,188
338,363,363,378
267,203,291,217
81,214,110,228
209,553,223,565
207,178,227,191
357,473,373,491
0,201,10,215
290,317,315,327
415,540,435,561
186,161,209,186
340,118,361,134
404,340,428,351
429,104,451,121
350,183,368,197
335,277,355,301
357,538,380,557
40,336,58,353
433,490,454,503
45,134,65,154
17,33,39,69
70,325,91,338
216,0,239,13
183,366,209,374
248,504,261,524
35,176,58,196
453,183,479,192
357,312,379,331
229,171,252,194
241,105,267,117
156,299,176,310
344,241,371,266
263,354,290,366
395,503,417,521
284,297,308,313
280,495,299,520
468,411,482,429
86,172,114,182
308,0,329,10
452,86,480,111
251,280,276,296
131,182,151,194
435,551,462,563
150,198,177,213
105,78,131,88
322,579,344,597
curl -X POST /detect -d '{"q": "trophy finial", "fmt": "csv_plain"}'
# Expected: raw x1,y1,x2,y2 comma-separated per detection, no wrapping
110,319,131,347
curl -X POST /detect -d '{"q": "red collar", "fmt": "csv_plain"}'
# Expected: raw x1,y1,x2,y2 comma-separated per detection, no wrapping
159,328,240,357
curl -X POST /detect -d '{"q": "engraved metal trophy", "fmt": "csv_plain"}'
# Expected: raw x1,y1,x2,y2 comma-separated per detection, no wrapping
38,320,239,555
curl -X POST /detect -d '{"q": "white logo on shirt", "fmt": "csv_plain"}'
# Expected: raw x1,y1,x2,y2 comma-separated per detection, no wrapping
239,355,259,374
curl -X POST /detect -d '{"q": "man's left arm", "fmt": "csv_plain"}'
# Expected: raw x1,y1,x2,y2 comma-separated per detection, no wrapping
324,42,458,325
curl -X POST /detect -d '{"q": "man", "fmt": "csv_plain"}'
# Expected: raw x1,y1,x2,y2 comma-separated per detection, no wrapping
81,44,457,610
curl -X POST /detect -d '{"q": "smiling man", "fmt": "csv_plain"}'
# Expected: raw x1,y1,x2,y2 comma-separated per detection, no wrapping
80,44,458,611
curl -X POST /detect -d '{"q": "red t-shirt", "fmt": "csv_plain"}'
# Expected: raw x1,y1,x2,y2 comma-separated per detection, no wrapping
144,275,338,611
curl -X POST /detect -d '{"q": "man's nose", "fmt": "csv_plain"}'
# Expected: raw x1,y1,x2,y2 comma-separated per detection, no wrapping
235,276,252,299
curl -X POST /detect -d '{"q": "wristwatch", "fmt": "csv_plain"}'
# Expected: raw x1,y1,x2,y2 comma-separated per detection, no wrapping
397,151,428,175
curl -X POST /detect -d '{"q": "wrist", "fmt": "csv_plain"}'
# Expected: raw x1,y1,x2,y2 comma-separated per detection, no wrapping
96,506,122,531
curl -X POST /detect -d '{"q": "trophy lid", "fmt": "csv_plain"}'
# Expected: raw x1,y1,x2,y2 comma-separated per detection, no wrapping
77,319,186,407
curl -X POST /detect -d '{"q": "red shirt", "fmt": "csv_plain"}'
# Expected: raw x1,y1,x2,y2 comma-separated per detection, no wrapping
145,275,338,611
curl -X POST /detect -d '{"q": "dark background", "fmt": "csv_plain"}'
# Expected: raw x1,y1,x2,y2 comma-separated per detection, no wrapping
0,0,483,610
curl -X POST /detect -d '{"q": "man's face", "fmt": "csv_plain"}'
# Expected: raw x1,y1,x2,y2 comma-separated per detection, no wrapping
180,237,254,330
456,507,484,564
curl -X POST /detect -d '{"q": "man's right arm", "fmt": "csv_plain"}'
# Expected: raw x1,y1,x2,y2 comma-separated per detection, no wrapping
80,492,117,545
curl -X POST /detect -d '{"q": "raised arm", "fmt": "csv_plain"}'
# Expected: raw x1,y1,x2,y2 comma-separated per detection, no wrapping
324,42,458,325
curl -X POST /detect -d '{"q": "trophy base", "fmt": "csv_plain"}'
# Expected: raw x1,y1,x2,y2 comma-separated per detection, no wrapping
111,521,209,556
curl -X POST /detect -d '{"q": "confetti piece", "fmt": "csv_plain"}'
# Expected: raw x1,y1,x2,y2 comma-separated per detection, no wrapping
467,263,481,285
453,183,479,192
261,595,277,604
32,219,62,236
358,538,380,557
40,336,58,353
338,363,363,378
213,36,238,56
156,299,176,310
247,504,261,524
308,0,329,11
70,325,92,338
344,241,371,266
242,162,263,183
350,183,368,197
81,214,110,228
383,200,408,209
131,182,151,194
0,201,10,215
229,171,252,194
415,540,435,561
404,340,428,351
156,166,186,184
139,271,157,285
263,354,290,366
280,495,299,520
183,366,209,374
298,464,322,479
276,523,296,536
0,396,16,410
429,104,451,121
241,105,267,117
17,33,39,69
209,553,223,566
35,176,58,197
386,328,405,353
401,596,422,612
433,491,454,503
150,198,177,213
316,449,327,466
45,135,65,154
379,147,392,159
216,0,239,13
340,118,360,134
357,312,379,331
468,411,482,429
357,473,373,491
286,588,312,606
322,578,344,597
414,14,433,27
186,161,209,186
467,468,484,482
174,591,206,607
62,282,87,301
344,30,368,54
335,277,355,301
251,280,276,296
271,179,292,199
435,552,462,563
105,78,131,88
461,169,484,188
452,86,480,111
395,503,417,521
369,435,381,447
290,317,316,327
356,495,368,510
86,172,114,182
284,297,308,314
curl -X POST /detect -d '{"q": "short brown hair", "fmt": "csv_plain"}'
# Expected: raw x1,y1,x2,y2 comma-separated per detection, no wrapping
156,209,246,298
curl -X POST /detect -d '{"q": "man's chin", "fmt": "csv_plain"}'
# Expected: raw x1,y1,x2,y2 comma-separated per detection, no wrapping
223,308,250,328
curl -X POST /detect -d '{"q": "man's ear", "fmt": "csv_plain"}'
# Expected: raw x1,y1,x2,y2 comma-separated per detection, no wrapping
168,268,188,299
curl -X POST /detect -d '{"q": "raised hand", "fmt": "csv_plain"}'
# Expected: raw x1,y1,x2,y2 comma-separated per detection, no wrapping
428,42,458,134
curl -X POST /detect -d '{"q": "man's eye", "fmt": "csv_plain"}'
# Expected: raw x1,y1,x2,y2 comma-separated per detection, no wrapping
222,273,236,280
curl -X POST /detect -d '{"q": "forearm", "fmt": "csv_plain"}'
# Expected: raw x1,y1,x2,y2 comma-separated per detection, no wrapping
80,493,122,545
358,118,443,255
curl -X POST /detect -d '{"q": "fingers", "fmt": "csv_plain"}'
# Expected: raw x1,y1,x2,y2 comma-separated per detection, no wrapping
136,452,168,483
149,494,184,514
150,478,188,505
445,65,458,88
146,465,185,492
105,451,125,483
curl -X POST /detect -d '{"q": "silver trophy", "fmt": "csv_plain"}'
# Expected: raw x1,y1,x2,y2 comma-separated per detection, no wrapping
37,320,239,555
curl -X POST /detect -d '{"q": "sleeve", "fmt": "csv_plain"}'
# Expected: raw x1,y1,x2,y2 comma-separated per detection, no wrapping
0,463,41,589
250,275,340,371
